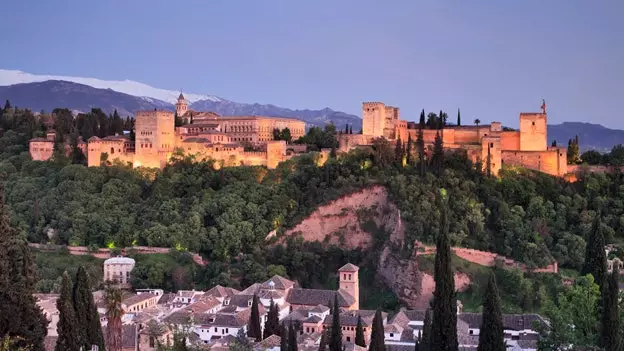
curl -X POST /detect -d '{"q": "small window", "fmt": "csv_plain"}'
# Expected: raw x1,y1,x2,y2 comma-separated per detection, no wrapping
390,333,394,337
532,122,535,126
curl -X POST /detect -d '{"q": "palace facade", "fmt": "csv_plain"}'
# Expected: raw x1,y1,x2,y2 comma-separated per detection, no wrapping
339,101,568,177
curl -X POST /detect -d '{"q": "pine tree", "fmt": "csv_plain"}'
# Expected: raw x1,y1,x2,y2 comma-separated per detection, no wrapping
355,316,365,347
248,294,262,341
477,272,505,351
3,100,11,111
280,323,289,351
457,109,461,126
420,308,432,351
581,212,607,294
431,195,458,351
368,309,385,351
432,131,444,176
56,272,80,351
288,322,298,351
0,186,48,351
406,133,413,165
73,266,104,350
601,265,621,350
264,298,280,340
329,296,342,351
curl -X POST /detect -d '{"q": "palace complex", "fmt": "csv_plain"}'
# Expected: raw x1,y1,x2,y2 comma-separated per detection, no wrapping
30,94,308,169
339,101,568,177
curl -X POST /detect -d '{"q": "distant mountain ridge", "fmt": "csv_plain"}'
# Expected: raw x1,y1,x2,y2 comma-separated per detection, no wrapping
547,122,624,152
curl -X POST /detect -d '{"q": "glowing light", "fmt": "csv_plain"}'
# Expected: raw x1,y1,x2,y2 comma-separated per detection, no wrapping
107,241,116,249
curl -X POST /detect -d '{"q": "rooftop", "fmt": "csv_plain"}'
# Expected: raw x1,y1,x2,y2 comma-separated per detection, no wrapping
286,288,355,308
338,263,359,272
104,256,135,265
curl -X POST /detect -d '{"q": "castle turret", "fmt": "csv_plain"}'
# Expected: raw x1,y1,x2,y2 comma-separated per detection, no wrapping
338,263,359,310
176,93,188,117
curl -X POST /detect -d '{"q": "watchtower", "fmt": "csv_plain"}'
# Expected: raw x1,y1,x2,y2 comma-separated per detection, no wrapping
134,110,175,168
338,263,359,310
519,113,547,151
175,93,188,117
362,102,386,137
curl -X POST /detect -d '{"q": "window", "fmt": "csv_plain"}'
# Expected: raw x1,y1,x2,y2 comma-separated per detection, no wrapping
390,333,394,337
346,337,351,342
532,122,535,126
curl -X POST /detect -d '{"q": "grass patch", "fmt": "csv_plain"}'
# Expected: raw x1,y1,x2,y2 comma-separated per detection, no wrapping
34,251,104,293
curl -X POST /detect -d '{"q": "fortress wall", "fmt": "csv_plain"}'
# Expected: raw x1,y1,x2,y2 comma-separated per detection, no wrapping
500,131,520,151
338,134,374,152
452,129,481,144
502,149,566,176
29,141,54,161
519,113,547,151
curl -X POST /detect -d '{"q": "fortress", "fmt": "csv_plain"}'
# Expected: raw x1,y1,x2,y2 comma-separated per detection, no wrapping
339,101,568,177
30,94,309,169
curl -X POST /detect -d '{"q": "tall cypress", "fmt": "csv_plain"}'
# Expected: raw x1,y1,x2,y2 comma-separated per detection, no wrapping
280,323,289,351
581,212,607,294
431,195,458,351
355,316,365,347
601,265,621,350
0,186,48,351
395,138,403,165
477,273,505,351
421,308,432,351
73,266,104,350
56,272,80,351
368,309,385,351
432,131,444,176
417,110,426,176
264,298,280,339
406,133,413,165
329,295,342,351
288,322,298,351
318,330,327,351
248,294,262,341
457,109,461,126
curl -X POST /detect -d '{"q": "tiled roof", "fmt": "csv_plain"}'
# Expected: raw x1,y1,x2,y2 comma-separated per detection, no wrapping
123,293,157,307
323,310,382,327
239,283,262,295
226,294,254,308
303,315,322,324
458,313,548,331
261,275,295,290
517,339,538,349
255,334,281,348
259,290,284,300
286,288,355,308
310,305,330,313
399,326,416,342
205,285,240,298
182,137,211,143
338,263,359,272
158,292,176,305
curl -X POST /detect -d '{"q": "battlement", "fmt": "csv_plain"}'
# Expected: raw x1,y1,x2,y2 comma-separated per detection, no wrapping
519,113,547,120
362,102,386,108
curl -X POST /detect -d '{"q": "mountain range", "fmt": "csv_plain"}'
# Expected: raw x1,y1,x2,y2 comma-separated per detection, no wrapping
0,69,622,151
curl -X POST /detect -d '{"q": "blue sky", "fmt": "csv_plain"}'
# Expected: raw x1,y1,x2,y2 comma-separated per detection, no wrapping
1,0,623,128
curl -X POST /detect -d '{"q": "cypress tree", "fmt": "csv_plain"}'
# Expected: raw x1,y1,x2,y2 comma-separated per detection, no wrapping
417,110,426,176
73,266,104,350
56,272,80,351
406,133,413,165
421,308,432,351
264,298,280,339
457,108,461,126
581,212,607,294
355,316,365,347
431,195,458,351
318,330,327,351
329,296,342,351
432,131,444,176
601,265,621,350
477,272,505,351
248,294,262,341
349,126,353,134
280,323,289,351
368,309,385,351
486,144,492,177
395,138,403,165
0,186,48,351
419,109,426,129
288,322,298,351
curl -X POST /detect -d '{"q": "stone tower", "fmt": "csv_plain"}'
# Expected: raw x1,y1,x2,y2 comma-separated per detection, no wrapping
134,110,175,168
362,102,386,137
338,263,359,310
519,112,547,151
175,93,188,117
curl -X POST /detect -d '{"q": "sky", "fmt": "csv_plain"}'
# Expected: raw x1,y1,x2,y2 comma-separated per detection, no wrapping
1,0,623,128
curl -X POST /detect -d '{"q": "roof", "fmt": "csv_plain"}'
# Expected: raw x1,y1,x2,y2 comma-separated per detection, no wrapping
261,275,296,290
30,138,53,142
338,263,359,272
123,293,157,307
310,305,330,313
104,256,135,265
218,115,304,123
182,122,221,129
255,334,281,349
458,313,548,331
287,288,355,308
206,285,240,298
239,283,261,295
259,290,284,300
178,93,185,100
226,294,254,308
323,310,382,327
158,292,176,305
303,315,322,324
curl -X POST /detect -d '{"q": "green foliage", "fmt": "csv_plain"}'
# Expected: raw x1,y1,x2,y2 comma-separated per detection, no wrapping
431,197,458,351
247,294,262,341
477,273,505,351
329,296,342,351
355,316,365,347
567,136,581,164
288,322,298,351
368,309,385,351
280,323,288,351
273,127,292,142
34,251,103,293
55,272,80,351
581,214,607,293
129,253,196,292
420,308,432,351
263,298,280,340
72,266,104,350
295,124,338,151
600,265,621,350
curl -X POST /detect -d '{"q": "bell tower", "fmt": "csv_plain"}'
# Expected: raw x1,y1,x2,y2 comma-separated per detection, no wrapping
175,93,188,117
338,263,359,310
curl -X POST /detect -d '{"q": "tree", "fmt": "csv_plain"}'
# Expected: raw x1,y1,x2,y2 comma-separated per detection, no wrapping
406,133,413,165
486,144,492,177
567,136,581,164
280,323,288,351
349,125,353,134
551,140,557,147
601,265,621,350
263,298,280,339
0,186,48,351
329,295,342,351
581,213,607,294
417,112,426,176
105,285,125,351
248,294,262,341
3,100,11,111
288,322,298,351
368,309,385,351
68,132,86,165
73,266,104,350
581,150,603,165
420,308,432,351
457,109,461,126
355,316,365,347
432,131,444,176
395,138,404,166
431,194,458,351
55,272,80,351
477,273,505,351
318,331,327,351
474,118,480,126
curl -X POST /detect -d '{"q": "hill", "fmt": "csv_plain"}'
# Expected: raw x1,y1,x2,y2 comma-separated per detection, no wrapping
548,122,624,152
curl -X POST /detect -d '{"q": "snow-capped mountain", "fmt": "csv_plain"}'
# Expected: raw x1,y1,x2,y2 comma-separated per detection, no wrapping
0,69,222,104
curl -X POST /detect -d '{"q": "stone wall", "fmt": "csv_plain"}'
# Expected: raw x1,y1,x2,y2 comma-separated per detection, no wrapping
500,131,520,151
501,149,567,176
519,113,547,151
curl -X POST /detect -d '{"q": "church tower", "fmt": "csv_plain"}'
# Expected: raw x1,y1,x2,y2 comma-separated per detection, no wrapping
176,93,188,117
338,263,359,310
